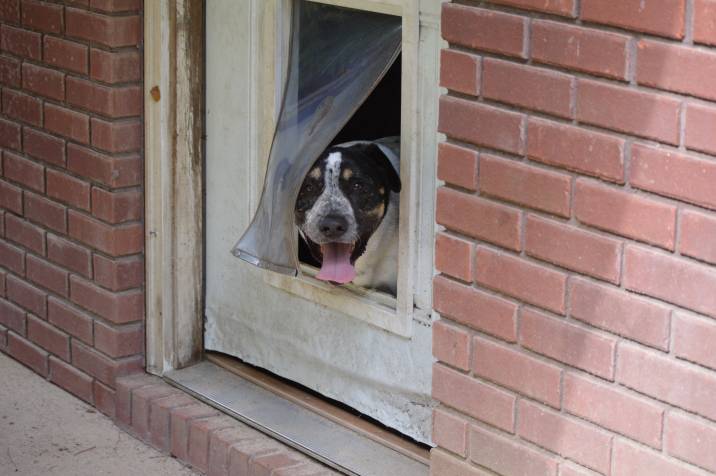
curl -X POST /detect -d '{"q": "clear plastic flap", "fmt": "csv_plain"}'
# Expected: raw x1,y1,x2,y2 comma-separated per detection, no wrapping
232,0,402,275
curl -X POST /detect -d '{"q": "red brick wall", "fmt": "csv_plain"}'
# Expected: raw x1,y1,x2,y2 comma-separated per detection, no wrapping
433,1,716,474
0,0,144,417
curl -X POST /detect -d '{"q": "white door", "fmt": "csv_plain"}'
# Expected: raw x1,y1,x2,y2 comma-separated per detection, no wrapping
203,0,441,443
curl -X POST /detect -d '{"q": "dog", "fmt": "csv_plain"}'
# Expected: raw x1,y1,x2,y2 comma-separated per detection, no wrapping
295,137,401,294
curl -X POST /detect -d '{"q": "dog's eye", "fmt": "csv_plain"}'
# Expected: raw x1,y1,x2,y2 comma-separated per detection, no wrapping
304,184,314,193
352,182,363,191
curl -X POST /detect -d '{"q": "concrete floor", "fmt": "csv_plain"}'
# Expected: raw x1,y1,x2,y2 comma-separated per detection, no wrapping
0,352,197,476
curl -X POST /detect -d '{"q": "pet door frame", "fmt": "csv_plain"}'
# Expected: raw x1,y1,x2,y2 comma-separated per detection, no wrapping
257,0,440,337
144,0,442,372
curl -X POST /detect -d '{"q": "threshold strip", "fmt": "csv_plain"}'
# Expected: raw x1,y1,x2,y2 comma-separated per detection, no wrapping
165,360,430,476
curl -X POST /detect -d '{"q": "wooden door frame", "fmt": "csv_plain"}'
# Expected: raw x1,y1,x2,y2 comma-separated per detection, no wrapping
144,0,204,375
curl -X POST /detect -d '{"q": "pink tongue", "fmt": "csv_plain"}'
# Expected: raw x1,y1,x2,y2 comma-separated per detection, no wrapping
316,243,356,284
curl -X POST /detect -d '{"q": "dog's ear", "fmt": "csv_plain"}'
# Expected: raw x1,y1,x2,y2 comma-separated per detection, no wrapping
360,143,401,193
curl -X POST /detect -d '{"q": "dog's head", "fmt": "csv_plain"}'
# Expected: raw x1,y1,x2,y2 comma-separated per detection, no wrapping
295,142,401,284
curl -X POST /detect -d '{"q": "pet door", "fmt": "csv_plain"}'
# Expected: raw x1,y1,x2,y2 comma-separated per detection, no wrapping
232,0,402,275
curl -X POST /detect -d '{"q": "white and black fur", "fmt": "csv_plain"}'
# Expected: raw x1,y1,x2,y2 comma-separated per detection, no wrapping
295,138,401,294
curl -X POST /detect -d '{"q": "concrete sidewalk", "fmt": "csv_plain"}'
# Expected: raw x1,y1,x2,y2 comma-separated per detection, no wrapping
0,352,197,476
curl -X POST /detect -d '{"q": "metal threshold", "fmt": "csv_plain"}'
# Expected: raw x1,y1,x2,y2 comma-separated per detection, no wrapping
164,357,430,476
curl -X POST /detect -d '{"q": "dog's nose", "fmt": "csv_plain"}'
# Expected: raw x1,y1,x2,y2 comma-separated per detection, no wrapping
319,215,348,239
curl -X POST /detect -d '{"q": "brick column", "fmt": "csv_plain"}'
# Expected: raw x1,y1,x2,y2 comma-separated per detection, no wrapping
0,0,144,417
433,1,716,475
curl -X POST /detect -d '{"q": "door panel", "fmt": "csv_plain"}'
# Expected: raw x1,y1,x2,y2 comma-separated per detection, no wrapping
204,0,433,443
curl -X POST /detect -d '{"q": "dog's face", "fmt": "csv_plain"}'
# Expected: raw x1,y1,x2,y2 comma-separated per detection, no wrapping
295,143,400,284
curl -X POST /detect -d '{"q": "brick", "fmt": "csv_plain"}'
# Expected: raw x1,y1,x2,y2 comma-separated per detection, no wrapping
520,308,616,379
7,332,48,376
0,238,24,275
435,233,473,282
480,155,571,217
616,342,716,421
21,0,62,33
490,0,574,15
47,234,91,277
69,275,143,324
131,384,180,440
432,363,516,432
439,96,525,154
24,192,66,233
624,245,716,318
527,118,624,183
93,381,115,418
66,8,140,47
637,40,716,101
475,247,567,315
27,254,67,296
673,312,716,371
115,373,161,427
71,339,143,386
149,393,196,452
685,102,716,156
43,36,88,74
526,215,622,283
49,356,93,403
0,324,5,351
67,77,142,118
22,63,64,101
577,79,680,145
228,442,286,476
680,209,716,265
90,0,142,13
44,104,89,144
575,178,676,250
251,451,305,476
436,188,521,251
189,416,237,473
0,0,20,23
0,55,20,87
27,314,69,361
23,128,65,167
433,320,470,371
665,412,716,473
2,88,41,126
0,24,40,59
632,144,716,210
433,276,517,341
517,400,612,474
46,169,91,211
48,296,93,344
89,48,141,84
613,438,704,476
694,0,716,45
94,321,142,358
67,144,141,187
581,0,686,39
532,20,629,80
68,211,142,256
469,425,558,476
437,142,478,191
564,372,664,447
431,449,493,476
7,274,46,317
432,409,467,457
0,297,25,334
93,254,142,291
569,277,671,350
170,404,220,461
472,335,562,407
209,427,263,476
0,179,22,214
91,187,141,223
442,4,527,58
3,151,44,192
0,117,21,150
91,118,142,153
5,213,45,255
440,49,480,96
483,59,573,118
